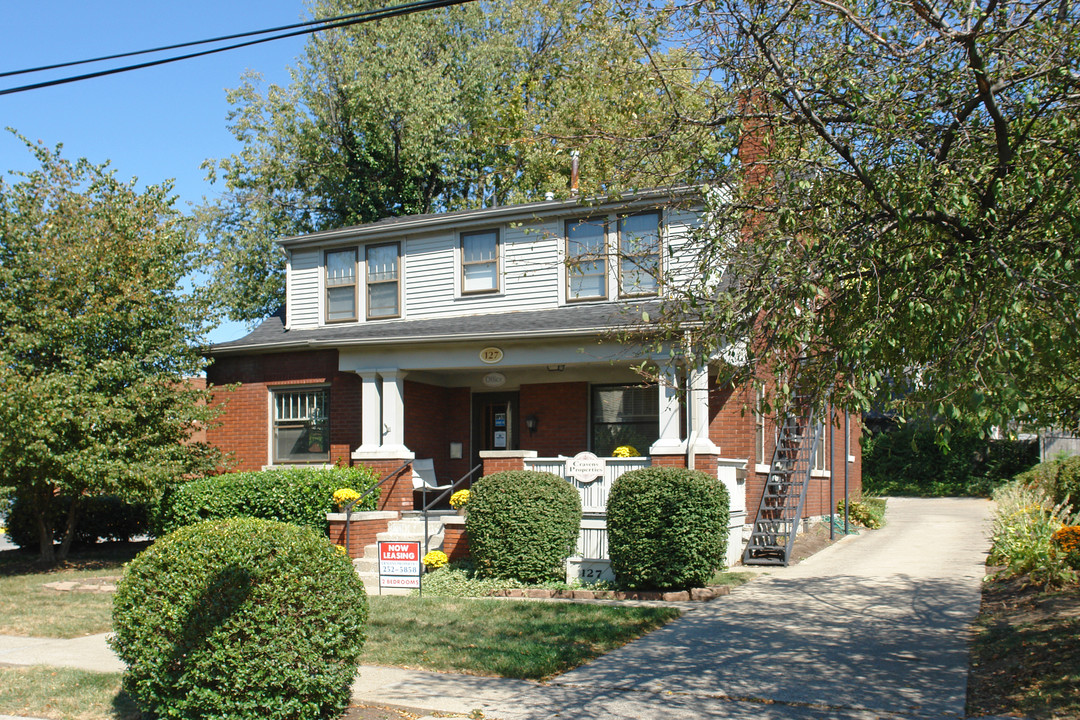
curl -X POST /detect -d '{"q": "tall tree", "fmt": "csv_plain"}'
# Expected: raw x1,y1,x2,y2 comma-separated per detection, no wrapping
639,0,1080,435
200,0,714,322
0,135,222,561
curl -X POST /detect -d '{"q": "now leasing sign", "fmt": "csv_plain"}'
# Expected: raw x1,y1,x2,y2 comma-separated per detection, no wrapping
378,541,421,590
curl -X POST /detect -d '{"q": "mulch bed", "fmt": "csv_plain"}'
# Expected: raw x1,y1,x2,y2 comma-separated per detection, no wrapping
967,570,1080,718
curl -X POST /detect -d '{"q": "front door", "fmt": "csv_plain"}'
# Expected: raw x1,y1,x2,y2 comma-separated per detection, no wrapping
472,391,519,470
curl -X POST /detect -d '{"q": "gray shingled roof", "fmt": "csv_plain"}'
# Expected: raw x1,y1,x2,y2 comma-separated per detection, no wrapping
208,301,663,355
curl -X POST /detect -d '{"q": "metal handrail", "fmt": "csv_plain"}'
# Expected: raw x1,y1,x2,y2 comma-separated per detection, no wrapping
422,463,483,556
342,460,412,556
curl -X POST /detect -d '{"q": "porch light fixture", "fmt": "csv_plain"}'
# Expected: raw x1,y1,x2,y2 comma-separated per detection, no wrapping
546,364,565,372
525,414,539,434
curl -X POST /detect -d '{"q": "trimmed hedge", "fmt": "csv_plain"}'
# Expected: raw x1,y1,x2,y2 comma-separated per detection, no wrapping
154,465,379,536
607,466,729,590
111,517,367,720
1016,455,1080,507
863,423,1038,497
4,494,149,550
466,470,582,583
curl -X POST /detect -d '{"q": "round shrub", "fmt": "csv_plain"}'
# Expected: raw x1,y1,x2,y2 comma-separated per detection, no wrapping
154,465,380,536
607,466,730,590
466,470,581,583
111,517,367,720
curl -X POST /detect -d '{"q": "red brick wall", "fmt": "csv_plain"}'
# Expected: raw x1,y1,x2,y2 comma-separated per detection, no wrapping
519,382,589,456
442,523,470,561
329,514,399,559
741,400,864,522
361,459,416,513
206,350,361,471
404,382,472,487
482,456,527,475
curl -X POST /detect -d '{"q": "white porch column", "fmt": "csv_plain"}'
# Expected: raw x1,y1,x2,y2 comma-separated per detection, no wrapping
379,369,409,455
688,364,718,454
356,371,381,452
650,365,684,454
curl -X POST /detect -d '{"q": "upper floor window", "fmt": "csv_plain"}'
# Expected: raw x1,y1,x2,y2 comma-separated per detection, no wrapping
325,249,358,323
273,387,329,464
366,242,400,319
566,219,607,301
461,229,499,294
618,211,661,296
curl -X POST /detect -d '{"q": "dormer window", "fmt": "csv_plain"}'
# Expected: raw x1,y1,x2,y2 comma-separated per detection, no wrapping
325,248,357,323
618,211,661,296
566,218,607,301
366,242,400,319
461,229,499,294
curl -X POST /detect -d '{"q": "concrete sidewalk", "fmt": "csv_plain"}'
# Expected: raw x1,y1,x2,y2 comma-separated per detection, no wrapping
0,498,993,719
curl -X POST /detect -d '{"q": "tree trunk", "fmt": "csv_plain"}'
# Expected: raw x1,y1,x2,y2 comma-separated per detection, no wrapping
35,496,55,563
56,498,80,562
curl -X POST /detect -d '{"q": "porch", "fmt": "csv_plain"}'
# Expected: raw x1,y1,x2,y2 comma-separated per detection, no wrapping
333,451,748,587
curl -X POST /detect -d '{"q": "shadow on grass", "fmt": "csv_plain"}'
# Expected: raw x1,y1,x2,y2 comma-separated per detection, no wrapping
0,541,151,576
111,687,144,720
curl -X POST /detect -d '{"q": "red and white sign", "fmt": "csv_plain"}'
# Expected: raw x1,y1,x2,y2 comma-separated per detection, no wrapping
378,541,421,590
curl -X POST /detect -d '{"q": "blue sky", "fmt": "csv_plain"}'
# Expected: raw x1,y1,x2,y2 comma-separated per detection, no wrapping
1,1,314,343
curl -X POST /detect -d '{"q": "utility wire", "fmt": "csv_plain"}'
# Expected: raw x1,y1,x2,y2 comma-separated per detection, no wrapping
0,7,385,79
0,0,476,97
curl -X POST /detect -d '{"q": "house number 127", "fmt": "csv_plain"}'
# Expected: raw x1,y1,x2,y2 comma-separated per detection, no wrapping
479,347,504,364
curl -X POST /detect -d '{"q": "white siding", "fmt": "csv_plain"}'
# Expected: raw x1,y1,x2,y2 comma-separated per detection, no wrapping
665,207,702,289
289,249,321,328
403,218,561,319
403,232,456,317
283,203,702,327
501,219,560,311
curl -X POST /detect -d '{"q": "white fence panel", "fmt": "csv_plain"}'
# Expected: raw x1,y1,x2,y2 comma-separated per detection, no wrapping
525,456,649,560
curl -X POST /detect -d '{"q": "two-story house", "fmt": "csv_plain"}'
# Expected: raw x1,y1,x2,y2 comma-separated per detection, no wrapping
206,187,862,573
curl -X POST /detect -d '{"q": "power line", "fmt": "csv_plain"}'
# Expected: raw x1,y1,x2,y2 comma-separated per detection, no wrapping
0,8,382,79
0,0,476,97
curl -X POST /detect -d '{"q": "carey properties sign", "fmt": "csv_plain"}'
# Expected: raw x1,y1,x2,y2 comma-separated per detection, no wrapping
378,541,421,590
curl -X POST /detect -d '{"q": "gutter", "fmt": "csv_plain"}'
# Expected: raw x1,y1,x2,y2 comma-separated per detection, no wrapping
206,321,683,356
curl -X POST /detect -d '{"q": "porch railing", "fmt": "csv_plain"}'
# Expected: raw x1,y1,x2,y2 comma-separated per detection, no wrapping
526,456,650,562
526,456,650,514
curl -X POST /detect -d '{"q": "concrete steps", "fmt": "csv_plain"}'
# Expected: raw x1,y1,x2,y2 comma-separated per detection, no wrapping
355,515,448,595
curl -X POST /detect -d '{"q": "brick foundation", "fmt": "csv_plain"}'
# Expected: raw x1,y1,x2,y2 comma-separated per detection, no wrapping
328,512,399,559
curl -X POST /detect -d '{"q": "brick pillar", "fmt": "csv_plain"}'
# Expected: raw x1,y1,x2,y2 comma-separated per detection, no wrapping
479,450,537,476
354,457,416,513
441,516,470,561
327,511,399,559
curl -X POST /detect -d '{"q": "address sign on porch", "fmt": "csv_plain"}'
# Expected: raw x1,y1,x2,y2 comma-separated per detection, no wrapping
568,451,606,484
479,347,503,364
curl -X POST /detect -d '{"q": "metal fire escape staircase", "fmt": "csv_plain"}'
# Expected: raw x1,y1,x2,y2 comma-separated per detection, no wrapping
742,400,823,566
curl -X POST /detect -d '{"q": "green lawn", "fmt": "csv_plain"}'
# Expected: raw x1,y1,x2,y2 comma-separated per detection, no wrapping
0,543,683,718
0,544,142,638
362,595,679,679
0,666,139,720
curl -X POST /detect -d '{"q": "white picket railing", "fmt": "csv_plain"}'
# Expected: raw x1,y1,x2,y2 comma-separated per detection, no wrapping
526,456,650,514
525,456,650,561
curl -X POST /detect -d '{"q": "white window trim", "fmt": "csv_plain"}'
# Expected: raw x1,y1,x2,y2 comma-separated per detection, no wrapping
268,384,331,466
365,241,402,320
458,228,503,297
324,247,359,324
565,217,611,303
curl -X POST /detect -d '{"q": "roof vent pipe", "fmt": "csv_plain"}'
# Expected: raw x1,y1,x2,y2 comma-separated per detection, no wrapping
570,150,580,196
